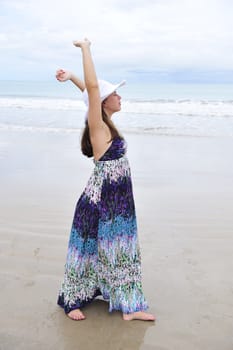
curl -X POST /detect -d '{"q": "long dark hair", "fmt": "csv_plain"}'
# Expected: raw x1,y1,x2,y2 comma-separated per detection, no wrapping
81,108,121,157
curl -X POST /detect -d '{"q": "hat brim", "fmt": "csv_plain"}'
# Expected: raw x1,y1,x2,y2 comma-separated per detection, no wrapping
100,80,126,101
83,79,126,106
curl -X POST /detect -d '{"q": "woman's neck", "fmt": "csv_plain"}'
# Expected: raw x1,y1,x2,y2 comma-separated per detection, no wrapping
103,108,113,119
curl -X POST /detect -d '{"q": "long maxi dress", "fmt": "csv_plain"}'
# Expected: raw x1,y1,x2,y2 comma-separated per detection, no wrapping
57,136,148,314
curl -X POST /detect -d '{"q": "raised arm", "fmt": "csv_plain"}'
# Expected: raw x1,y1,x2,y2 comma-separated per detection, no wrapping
73,39,102,130
56,69,85,92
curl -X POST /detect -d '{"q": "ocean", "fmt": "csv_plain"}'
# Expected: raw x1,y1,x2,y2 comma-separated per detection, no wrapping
0,80,233,137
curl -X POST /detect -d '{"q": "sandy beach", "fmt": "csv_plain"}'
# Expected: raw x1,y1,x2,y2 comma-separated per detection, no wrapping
0,129,233,350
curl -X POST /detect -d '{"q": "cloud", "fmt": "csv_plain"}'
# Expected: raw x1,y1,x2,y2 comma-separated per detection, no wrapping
0,0,232,81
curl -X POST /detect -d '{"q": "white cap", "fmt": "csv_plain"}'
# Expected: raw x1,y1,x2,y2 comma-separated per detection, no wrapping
82,79,126,106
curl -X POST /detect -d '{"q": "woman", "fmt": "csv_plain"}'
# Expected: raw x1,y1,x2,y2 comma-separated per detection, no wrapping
56,38,155,322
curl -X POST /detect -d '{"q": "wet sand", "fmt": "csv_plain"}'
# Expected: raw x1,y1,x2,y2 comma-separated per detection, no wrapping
0,129,233,350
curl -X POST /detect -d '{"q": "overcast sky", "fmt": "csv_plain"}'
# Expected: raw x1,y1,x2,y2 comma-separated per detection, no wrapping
0,0,233,83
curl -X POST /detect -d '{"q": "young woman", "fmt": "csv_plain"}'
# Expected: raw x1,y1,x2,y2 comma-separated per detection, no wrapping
56,38,155,322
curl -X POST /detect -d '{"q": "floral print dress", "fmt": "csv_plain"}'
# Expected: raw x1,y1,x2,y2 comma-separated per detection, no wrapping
57,137,148,314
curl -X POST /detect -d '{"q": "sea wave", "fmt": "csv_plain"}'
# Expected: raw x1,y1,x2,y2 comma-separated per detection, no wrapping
0,123,194,137
0,123,81,133
1,96,233,137
0,122,232,137
0,96,233,118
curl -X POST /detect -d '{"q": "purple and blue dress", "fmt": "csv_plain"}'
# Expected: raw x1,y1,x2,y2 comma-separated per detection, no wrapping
58,137,148,314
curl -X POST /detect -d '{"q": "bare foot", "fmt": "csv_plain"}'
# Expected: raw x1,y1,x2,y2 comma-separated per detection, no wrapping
67,309,86,321
123,311,155,321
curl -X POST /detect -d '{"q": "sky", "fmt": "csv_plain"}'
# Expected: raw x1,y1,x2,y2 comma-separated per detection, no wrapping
0,0,233,83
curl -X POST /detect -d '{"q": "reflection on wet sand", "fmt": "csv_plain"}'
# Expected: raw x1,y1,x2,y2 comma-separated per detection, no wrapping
56,299,155,350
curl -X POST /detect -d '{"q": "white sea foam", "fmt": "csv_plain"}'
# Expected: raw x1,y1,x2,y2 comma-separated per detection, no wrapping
0,123,81,134
0,97,86,111
123,99,233,118
0,96,233,137
1,96,233,118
